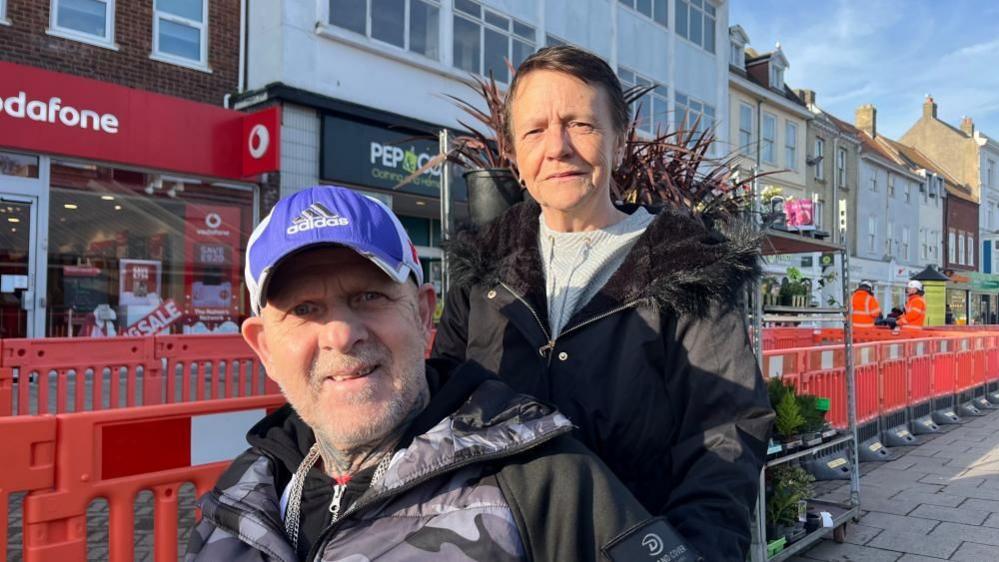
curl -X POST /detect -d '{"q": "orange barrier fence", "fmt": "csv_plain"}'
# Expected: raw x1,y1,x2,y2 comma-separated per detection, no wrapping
763,328,999,436
5,394,284,562
0,335,276,416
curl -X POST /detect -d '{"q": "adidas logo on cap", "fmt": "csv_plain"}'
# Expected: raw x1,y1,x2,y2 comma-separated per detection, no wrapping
286,203,350,235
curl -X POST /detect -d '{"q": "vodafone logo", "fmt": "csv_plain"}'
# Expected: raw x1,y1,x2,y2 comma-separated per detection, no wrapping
0,91,119,134
248,124,269,159
205,213,222,229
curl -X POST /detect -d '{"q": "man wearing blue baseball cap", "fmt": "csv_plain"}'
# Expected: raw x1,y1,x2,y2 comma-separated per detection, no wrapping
186,186,692,562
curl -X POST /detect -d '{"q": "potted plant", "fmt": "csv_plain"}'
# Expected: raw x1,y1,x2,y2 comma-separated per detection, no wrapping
780,267,811,308
769,377,805,453
766,464,815,543
761,276,781,307
796,393,829,446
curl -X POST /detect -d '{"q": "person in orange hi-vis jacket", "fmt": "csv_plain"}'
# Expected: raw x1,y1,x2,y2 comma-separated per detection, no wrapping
851,280,882,327
897,280,927,330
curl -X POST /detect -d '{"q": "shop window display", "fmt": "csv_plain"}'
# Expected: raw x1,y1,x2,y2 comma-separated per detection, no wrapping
47,162,253,337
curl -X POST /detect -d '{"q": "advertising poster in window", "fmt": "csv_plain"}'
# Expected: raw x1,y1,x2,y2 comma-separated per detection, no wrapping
119,259,162,307
183,204,241,334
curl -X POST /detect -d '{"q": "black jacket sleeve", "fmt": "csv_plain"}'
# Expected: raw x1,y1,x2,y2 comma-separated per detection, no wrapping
431,284,471,363
662,301,774,561
495,434,660,562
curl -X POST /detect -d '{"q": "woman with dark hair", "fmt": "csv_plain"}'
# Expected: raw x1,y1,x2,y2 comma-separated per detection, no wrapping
433,46,773,560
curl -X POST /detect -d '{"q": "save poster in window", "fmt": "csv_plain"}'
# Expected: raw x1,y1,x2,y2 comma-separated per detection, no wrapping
119,259,163,307
183,204,242,334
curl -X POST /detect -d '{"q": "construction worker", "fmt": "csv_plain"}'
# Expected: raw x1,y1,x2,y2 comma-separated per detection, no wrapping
851,280,882,327
897,280,927,330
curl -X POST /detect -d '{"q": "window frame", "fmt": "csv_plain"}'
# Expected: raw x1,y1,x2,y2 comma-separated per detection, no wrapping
675,90,715,139
618,0,668,28
730,40,742,68
675,0,716,53
49,0,116,49
887,173,895,197
0,0,8,24
151,0,210,70
901,226,910,261
329,0,443,62
814,137,825,180
968,233,975,267
949,229,957,264
988,159,996,188
958,232,966,265
738,103,753,155
451,0,534,82
784,121,797,170
837,147,847,188
619,67,669,135
761,112,777,165
868,216,877,252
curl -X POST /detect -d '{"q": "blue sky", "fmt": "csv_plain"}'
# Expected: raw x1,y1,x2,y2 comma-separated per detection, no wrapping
729,0,999,140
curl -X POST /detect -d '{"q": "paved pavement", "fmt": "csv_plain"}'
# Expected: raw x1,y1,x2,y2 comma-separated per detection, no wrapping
793,408,999,562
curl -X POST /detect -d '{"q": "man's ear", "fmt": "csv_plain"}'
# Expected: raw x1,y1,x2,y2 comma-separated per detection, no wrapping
416,283,437,334
242,316,272,370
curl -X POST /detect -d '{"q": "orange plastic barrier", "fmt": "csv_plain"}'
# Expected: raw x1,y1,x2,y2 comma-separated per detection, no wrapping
878,342,908,416
931,339,957,398
0,335,272,416
0,415,56,562
908,340,934,405
762,328,815,351
20,394,284,562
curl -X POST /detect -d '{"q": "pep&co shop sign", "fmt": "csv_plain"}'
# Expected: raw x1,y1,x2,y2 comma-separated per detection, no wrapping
320,113,467,200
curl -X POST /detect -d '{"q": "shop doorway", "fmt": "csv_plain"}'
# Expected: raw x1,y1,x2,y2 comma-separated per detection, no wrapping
0,151,49,338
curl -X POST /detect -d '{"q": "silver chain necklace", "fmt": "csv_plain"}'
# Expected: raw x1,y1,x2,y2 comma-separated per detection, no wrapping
284,443,393,552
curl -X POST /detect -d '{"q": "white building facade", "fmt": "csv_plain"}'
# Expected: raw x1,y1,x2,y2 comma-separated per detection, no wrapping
976,133,999,274
239,0,731,294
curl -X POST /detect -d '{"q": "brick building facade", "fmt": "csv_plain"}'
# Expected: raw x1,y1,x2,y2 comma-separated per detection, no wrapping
0,0,240,104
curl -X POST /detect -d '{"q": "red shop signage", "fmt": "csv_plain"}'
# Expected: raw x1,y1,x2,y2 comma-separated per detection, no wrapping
0,62,279,180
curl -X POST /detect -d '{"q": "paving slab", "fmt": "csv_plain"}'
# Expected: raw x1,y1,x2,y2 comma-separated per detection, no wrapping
866,528,962,559
910,504,991,525
949,541,999,562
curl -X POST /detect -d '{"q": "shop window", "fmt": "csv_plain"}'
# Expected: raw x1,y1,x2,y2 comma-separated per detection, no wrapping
675,0,715,53
0,151,39,178
153,0,208,68
452,0,534,82
46,162,254,338
619,0,667,28
50,0,115,48
330,0,441,60
619,68,669,135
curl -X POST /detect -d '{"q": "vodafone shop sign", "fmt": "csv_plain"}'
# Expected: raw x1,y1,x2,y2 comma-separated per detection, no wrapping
0,62,279,180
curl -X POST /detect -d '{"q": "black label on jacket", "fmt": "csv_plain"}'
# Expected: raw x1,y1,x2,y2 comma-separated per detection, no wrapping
601,517,702,562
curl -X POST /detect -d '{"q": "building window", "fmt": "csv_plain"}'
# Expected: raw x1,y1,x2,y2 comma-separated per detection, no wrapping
545,33,567,47
968,233,975,267
904,182,911,203
902,226,910,261
989,202,995,229
887,173,895,197
0,0,6,21
814,137,825,180
959,232,966,265
675,91,715,137
452,0,533,82
920,228,928,260
738,103,753,155
837,147,847,188
619,68,668,135
989,159,996,188
50,0,115,46
949,229,957,263
886,220,894,256
330,0,441,60
675,0,715,53
619,0,667,27
730,40,742,68
868,216,877,252
153,0,208,67
769,64,784,88
870,174,878,192
813,198,824,230
761,112,776,164
785,122,797,170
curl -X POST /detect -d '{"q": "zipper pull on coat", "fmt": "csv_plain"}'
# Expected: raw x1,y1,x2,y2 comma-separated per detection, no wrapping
329,482,347,522
538,340,555,358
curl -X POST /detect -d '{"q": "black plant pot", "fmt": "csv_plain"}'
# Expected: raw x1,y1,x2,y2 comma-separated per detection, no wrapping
464,168,525,227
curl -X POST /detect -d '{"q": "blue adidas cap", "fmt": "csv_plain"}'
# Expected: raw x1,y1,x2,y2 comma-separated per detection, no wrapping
245,185,423,315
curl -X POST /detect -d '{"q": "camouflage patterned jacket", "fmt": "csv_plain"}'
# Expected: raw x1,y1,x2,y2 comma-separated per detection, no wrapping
185,362,655,562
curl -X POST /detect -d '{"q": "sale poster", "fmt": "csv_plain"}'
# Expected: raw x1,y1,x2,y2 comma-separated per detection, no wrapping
119,259,162,306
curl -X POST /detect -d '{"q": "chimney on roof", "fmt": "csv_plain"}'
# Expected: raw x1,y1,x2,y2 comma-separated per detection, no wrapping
856,104,877,138
923,95,937,119
796,89,816,106
961,116,975,136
